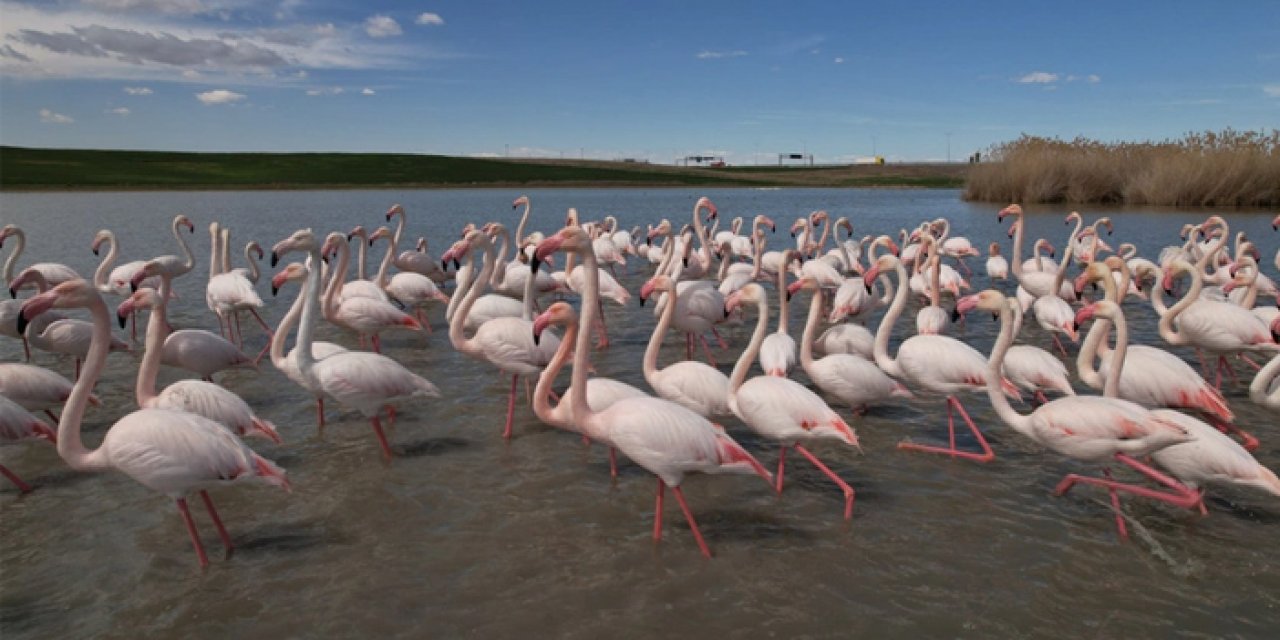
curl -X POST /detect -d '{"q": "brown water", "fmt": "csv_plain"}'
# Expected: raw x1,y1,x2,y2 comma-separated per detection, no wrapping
1,188,1278,638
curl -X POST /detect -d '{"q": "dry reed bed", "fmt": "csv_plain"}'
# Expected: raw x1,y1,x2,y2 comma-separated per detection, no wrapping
963,130,1280,207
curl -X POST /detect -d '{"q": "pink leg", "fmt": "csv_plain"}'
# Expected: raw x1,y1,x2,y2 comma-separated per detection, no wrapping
898,396,995,462
1034,390,1049,406
23,337,31,361
234,313,245,349
775,446,788,495
1217,356,1239,386
503,374,518,439
794,444,856,520
955,257,972,276
609,447,618,480
0,465,33,493
698,334,718,367
316,397,326,433
370,415,394,461
75,359,81,381
249,308,273,336
199,490,234,557
685,333,693,360
175,498,210,569
653,479,665,542
1102,468,1128,541
130,313,138,342
1053,453,1202,510
216,314,227,339
711,328,729,350
372,334,383,354
1238,353,1262,371
595,298,610,349
671,486,712,558
1051,333,1068,357
1207,416,1260,452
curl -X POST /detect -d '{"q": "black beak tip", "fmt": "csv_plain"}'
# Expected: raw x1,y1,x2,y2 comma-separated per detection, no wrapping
92,248,99,256
8,288,15,299
682,258,689,268
270,253,280,268
1072,321,1081,333
118,314,128,329
1165,287,1175,296
639,297,646,308
532,333,541,346
531,257,541,274
272,286,279,297
130,282,138,293
723,306,730,319
16,313,28,334
950,308,961,323
864,283,873,294
452,259,461,270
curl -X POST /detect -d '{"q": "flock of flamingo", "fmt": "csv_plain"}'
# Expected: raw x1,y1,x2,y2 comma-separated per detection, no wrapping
1,198,1278,565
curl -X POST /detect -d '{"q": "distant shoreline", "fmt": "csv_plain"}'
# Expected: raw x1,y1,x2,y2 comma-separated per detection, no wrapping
0,146,968,192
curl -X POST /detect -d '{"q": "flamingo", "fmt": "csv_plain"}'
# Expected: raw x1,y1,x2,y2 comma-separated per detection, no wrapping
985,242,1009,280
272,230,441,460
118,277,282,444
90,228,160,341
1,224,80,292
638,275,731,418
998,206,1075,300
759,250,798,376
532,225,771,558
367,227,450,332
16,279,289,569
916,237,950,336
863,253,1020,462
445,229,559,440
973,290,1200,540
726,282,860,520
0,362,100,417
387,204,453,284
207,228,272,356
140,214,197,283
932,217,980,274
320,232,421,353
1250,317,1280,412
0,395,57,493
10,268,129,378
952,295,1074,405
268,261,349,430
795,276,912,413
531,301,648,478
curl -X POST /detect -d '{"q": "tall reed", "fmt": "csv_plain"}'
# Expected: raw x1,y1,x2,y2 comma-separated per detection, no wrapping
963,130,1280,207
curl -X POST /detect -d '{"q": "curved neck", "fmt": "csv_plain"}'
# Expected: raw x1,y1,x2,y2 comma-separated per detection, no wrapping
271,277,307,369
136,276,171,406
986,299,1033,435
872,260,909,377
220,229,231,275
323,239,351,318
1010,216,1026,278
514,202,532,246
1250,352,1280,405
1158,266,1202,345
2,228,24,282
449,238,495,355
375,235,396,287
569,245,601,435
243,244,261,283
926,239,941,306
521,251,537,321
1101,309,1129,397
353,235,368,280
56,292,113,472
296,250,324,374
728,291,770,394
691,203,712,265
171,218,194,274
391,209,407,248
643,283,679,385
935,219,951,243
776,259,790,333
799,286,822,370
209,225,222,279
814,215,831,252
93,232,118,289
490,228,511,287
534,319,576,428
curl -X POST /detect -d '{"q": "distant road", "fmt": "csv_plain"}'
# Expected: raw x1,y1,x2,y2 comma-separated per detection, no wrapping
0,146,969,191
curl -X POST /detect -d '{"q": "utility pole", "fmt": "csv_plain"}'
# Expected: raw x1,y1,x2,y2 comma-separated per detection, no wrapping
945,133,952,163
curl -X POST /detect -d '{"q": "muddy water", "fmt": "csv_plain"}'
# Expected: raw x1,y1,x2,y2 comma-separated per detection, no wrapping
1,188,1277,638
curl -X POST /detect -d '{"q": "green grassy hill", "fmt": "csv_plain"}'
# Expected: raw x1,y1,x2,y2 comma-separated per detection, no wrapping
0,146,967,190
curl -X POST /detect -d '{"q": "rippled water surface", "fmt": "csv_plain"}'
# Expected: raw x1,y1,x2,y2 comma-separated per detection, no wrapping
2,188,1278,638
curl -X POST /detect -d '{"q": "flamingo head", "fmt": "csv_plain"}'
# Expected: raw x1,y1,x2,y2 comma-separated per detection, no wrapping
346,225,367,242
320,232,346,263
271,262,307,296
17,279,97,334
696,197,717,220
1073,300,1114,333
951,293,978,322
91,230,113,256
8,267,46,298
988,242,1001,256
757,215,777,233
368,226,393,246
532,301,575,345
271,229,318,267
1074,261,1109,297
385,203,404,222
117,288,160,328
863,255,896,293
440,235,475,271
837,217,854,238
1272,214,1279,231
639,275,673,306
724,283,763,315
247,241,264,261
0,224,18,248
174,215,195,235
786,275,816,302
997,204,1022,222
512,195,529,210
128,260,166,292
789,218,805,238
532,226,588,274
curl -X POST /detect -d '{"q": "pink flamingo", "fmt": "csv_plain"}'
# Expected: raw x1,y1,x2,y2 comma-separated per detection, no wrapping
272,230,440,460
368,227,450,332
1250,317,1280,412
726,282,860,520
986,242,1009,280
118,277,282,444
386,204,454,284
137,214,197,283
17,279,289,569
952,296,1073,405
268,262,349,431
0,395,57,493
533,226,771,558
206,227,272,358
863,253,1020,462
10,268,129,379
90,228,161,341
445,228,559,440
759,250,798,376
531,301,648,478
2,224,80,292
0,362,100,419
795,276,913,413
639,275,731,418
320,232,421,353
974,290,1199,540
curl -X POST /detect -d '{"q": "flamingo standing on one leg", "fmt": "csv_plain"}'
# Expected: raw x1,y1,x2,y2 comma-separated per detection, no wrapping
16,279,289,569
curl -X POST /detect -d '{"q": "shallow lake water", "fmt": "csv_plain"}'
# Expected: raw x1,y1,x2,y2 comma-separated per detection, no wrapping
1,188,1278,638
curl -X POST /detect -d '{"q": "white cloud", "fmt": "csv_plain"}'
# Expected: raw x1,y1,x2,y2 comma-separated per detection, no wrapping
415,13,444,26
39,108,74,124
364,15,402,38
1262,84,1280,97
109,106,131,115
1017,71,1059,84
196,89,245,104
81,0,208,14
833,57,844,64
1086,74,1101,83
305,86,344,96
696,50,747,59
123,86,152,95
361,87,375,95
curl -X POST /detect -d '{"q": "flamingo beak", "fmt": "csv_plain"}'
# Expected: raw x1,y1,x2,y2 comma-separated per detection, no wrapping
270,251,281,267
16,290,58,335
862,266,881,293
786,279,805,302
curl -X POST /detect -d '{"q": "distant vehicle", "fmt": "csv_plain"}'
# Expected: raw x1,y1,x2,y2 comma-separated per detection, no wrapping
709,160,726,168
853,156,885,165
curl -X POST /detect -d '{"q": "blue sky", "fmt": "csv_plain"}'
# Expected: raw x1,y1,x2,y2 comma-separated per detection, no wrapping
1,1,1277,164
